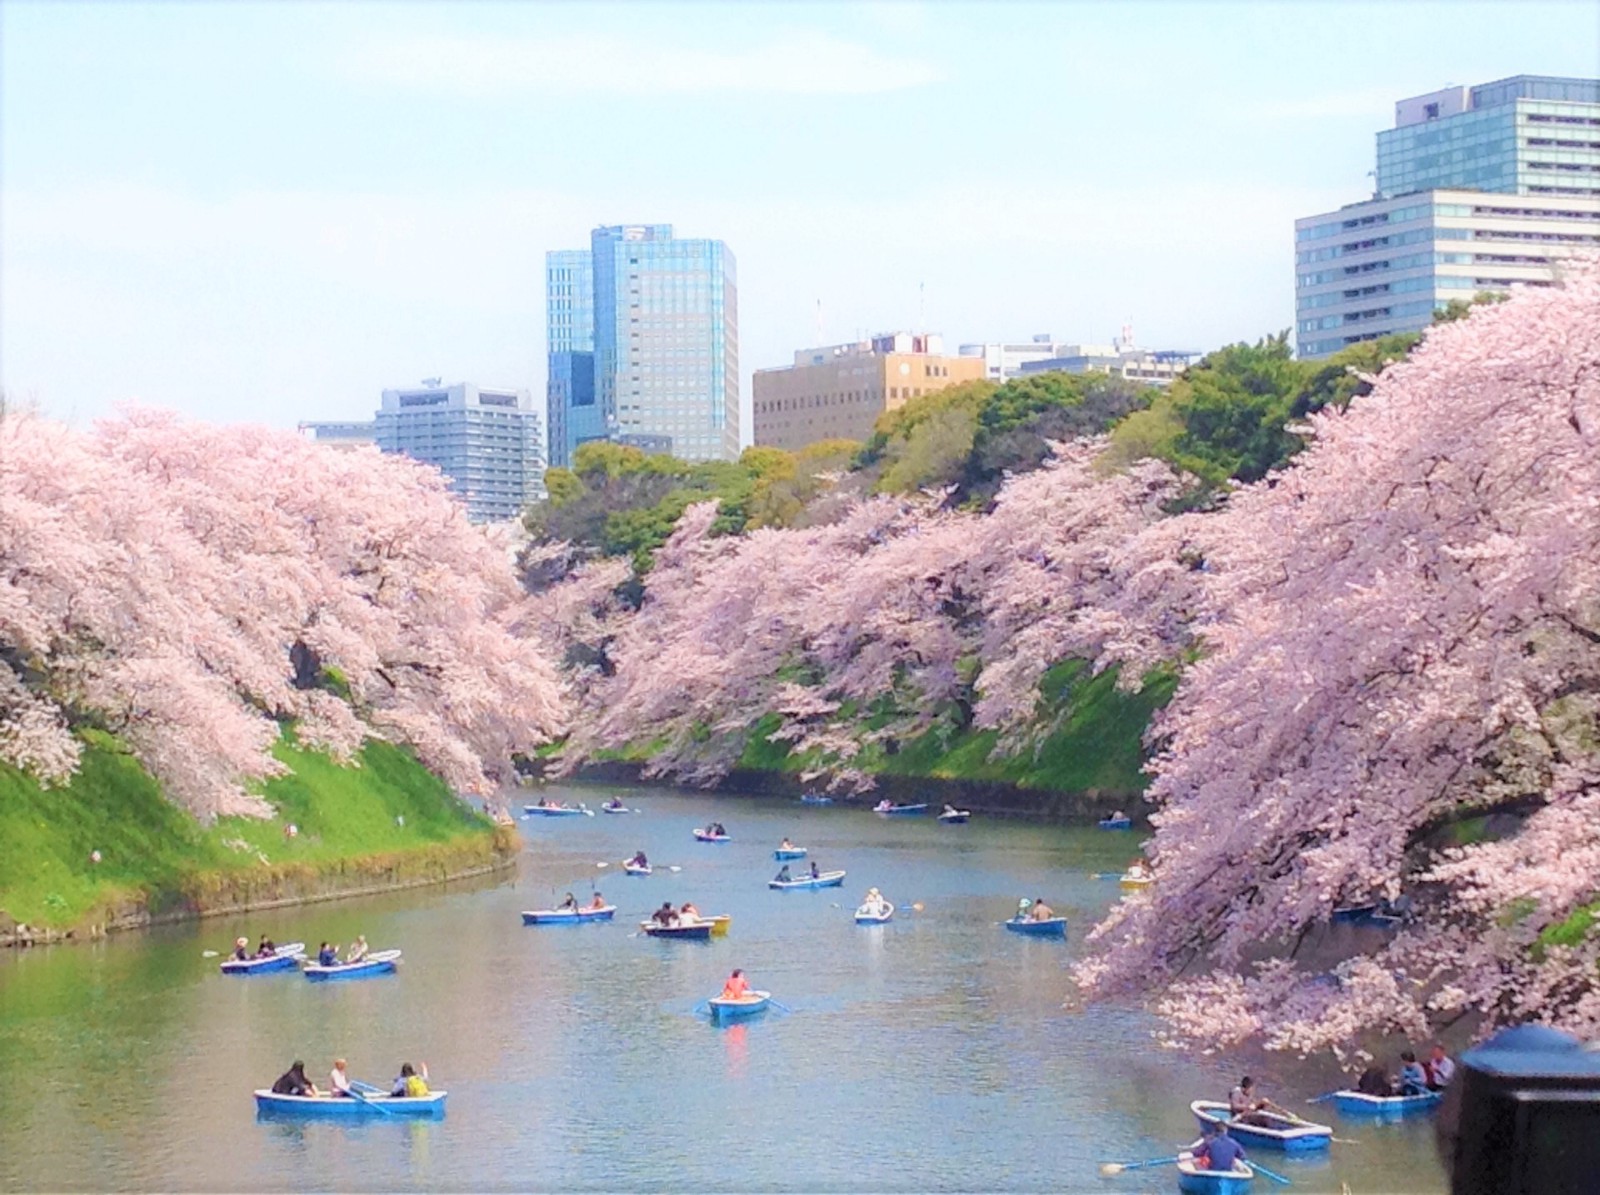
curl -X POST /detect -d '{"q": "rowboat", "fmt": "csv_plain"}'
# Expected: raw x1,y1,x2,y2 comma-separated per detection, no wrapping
769,870,846,890
707,990,771,1022
693,828,732,843
1190,1101,1332,1153
524,803,586,817
1098,815,1132,830
639,921,713,941
773,847,807,860
873,801,928,815
220,942,305,975
855,900,895,924
253,1089,447,1118
937,809,971,824
1004,916,1067,938
623,861,652,876
1331,1089,1443,1117
1119,871,1154,891
799,793,833,805
601,803,632,815
521,905,616,925
1176,1152,1253,1195
302,949,401,981
1332,902,1379,923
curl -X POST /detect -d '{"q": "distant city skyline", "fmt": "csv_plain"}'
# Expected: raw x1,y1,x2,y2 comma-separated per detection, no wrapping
3,1,1597,433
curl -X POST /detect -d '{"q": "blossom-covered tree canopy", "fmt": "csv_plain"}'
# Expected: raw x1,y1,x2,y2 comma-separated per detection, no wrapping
0,409,566,820
1078,265,1600,1052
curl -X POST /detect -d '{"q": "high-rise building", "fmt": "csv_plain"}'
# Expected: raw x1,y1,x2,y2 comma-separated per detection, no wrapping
752,332,986,452
1295,75,1600,359
544,224,739,466
374,383,546,523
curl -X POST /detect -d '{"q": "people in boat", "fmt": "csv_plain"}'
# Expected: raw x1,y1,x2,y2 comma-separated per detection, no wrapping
316,942,340,967
233,936,251,962
780,838,794,850
1228,1076,1283,1126
627,851,648,868
679,902,700,924
809,861,820,879
1397,1050,1429,1096
1356,1063,1392,1095
589,892,607,910
1195,1121,1247,1173
1016,898,1032,920
652,901,679,927
942,804,960,816
710,823,725,837
395,1062,428,1098
774,864,793,883
345,935,368,964
1427,1044,1456,1090
390,1062,418,1097
329,1057,353,1098
1110,810,1127,821
255,934,277,957
862,888,886,914
606,798,624,810
271,1060,318,1097
557,892,578,911
720,968,750,1000
1029,897,1055,921
874,800,891,812
1126,859,1152,880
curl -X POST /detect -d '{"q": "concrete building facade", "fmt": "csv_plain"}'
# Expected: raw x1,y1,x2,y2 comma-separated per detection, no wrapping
752,332,986,452
299,420,378,450
545,224,739,466
374,383,546,523
958,335,1067,381
1016,344,1201,385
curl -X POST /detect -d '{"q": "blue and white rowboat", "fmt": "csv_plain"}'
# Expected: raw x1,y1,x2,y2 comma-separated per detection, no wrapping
303,949,401,981
601,803,632,814
624,861,652,876
769,870,846,890
1098,815,1133,830
1004,916,1067,938
937,809,971,823
1176,1152,1254,1195
774,847,807,860
1190,1101,1331,1153
873,801,928,816
855,901,895,924
219,943,305,975
1331,1089,1443,1118
707,990,771,1022
799,794,832,805
521,906,617,925
693,829,732,843
640,921,713,941
253,1089,446,1117
524,803,587,817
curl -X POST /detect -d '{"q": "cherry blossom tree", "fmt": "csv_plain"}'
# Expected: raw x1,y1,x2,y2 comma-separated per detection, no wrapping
0,408,566,820
1078,265,1600,1052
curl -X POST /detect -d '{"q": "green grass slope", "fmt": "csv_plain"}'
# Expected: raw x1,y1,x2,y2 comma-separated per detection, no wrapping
0,729,493,929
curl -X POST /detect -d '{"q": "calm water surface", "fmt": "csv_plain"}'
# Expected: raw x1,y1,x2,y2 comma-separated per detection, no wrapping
0,786,1446,1192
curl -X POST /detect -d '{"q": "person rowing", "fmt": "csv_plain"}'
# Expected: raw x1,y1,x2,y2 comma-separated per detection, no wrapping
1228,1076,1291,1126
861,888,887,915
1029,897,1055,921
329,1058,353,1098
809,861,820,879
774,864,793,883
720,968,750,1000
1194,1121,1247,1172
627,850,649,868
651,901,679,927
780,838,794,850
557,891,578,911
316,941,339,967
588,891,607,910
605,797,625,810
255,934,277,957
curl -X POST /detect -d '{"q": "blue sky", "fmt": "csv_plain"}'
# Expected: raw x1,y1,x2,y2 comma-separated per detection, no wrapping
4,1,1597,435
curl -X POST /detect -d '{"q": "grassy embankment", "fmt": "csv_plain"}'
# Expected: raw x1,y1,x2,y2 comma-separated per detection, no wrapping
0,729,504,931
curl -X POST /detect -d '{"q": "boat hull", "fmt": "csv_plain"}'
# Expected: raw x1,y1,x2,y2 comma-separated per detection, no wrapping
773,848,808,860
874,803,928,816
1190,1102,1331,1153
855,902,895,924
601,806,631,815
799,795,832,805
769,871,846,890
1004,917,1067,938
704,915,731,937
220,943,305,975
522,907,616,925
1332,1089,1443,1118
640,922,713,940
303,950,401,981
254,1090,446,1118
693,831,731,843
937,811,970,824
1098,817,1132,830
1119,874,1153,891
523,805,585,817
1176,1156,1253,1195
624,863,652,876
708,991,771,1022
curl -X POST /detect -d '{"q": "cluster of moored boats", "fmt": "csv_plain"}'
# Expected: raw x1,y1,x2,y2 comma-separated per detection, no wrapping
219,941,401,981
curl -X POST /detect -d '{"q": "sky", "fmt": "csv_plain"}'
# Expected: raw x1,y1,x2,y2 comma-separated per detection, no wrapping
3,0,1598,438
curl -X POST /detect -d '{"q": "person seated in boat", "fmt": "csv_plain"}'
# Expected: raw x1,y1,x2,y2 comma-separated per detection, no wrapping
397,1062,428,1098
1228,1076,1282,1126
780,838,794,850
1426,1043,1455,1090
1110,810,1127,822
232,936,251,962
679,902,700,924
255,934,277,957
557,892,578,911
774,864,793,883
627,851,648,868
1195,1121,1246,1173
1015,898,1032,921
652,901,679,927
874,800,891,812
1397,1050,1429,1096
1127,859,1152,880
720,968,750,1000
1029,897,1055,921
711,823,725,837
329,1058,353,1098
809,861,820,879
345,935,368,964
271,1060,318,1097
588,892,607,910
316,942,340,967
390,1062,418,1097
606,798,624,810
1356,1063,1392,1096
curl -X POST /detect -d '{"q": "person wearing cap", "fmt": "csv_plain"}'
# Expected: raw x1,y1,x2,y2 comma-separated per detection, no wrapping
329,1058,353,1098
232,937,251,962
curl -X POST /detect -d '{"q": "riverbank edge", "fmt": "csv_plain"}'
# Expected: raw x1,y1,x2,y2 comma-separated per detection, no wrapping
564,762,1145,825
0,823,520,949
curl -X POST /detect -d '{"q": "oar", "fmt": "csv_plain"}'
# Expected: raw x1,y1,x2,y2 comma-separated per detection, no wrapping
1306,1091,1341,1104
1245,1159,1292,1186
348,1081,395,1117
1098,1155,1180,1176
768,998,795,1013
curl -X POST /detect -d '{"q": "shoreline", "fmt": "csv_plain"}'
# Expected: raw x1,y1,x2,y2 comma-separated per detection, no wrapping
1,824,519,949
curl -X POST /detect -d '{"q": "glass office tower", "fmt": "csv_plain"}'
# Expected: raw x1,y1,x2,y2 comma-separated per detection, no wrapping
545,224,739,466
545,249,597,469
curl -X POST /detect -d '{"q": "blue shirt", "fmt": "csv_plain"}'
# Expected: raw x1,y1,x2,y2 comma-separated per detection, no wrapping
1399,1062,1428,1090
318,948,337,966
1206,1135,1245,1171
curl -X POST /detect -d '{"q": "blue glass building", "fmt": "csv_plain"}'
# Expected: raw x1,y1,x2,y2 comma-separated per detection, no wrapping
545,224,739,466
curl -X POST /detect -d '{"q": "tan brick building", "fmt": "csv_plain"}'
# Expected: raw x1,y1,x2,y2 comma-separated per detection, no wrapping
752,332,987,452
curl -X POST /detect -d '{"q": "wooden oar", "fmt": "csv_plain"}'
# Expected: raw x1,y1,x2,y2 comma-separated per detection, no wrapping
348,1081,395,1117
1098,1154,1180,1176
1246,1159,1292,1186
